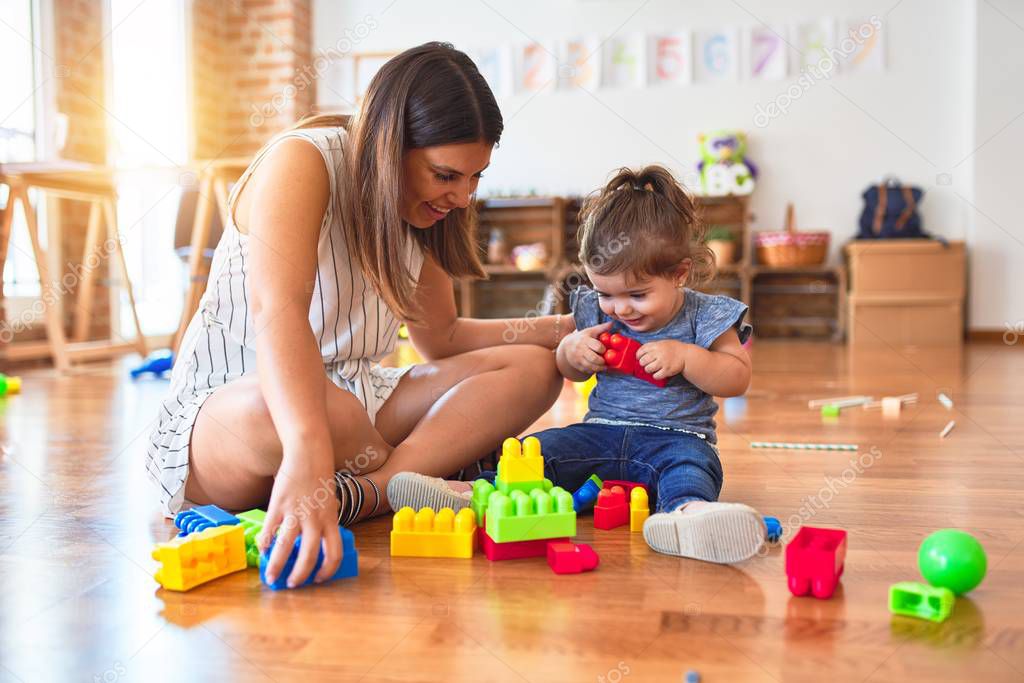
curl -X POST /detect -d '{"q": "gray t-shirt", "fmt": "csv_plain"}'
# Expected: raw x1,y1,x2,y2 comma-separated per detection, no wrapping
572,285,751,443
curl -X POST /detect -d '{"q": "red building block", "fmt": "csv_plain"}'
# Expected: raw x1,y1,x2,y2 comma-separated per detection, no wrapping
602,480,649,498
598,332,668,387
593,486,629,530
477,527,569,561
547,541,599,574
785,526,847,599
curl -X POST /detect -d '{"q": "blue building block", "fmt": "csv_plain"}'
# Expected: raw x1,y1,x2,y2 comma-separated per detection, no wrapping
259,526,358,590
572,474,603,512
174,504,240,537
764,516,782,543
130,349,174,379
685,670,701,683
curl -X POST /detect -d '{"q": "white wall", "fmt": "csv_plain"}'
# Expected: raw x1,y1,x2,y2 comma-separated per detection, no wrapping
313,0,1020,329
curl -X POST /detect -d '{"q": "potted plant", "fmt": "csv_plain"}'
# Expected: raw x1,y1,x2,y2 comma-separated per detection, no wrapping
705,225,737,266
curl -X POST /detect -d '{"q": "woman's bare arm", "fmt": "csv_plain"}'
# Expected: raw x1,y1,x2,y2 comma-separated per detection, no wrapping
405,257,575,360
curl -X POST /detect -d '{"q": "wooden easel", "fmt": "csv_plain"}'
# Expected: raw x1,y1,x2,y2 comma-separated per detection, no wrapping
0,162,147,372
171,158,249,355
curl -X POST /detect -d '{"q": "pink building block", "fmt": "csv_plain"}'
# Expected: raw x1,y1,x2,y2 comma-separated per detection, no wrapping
785,526,847,599
547,541,599,574
598,332,668,388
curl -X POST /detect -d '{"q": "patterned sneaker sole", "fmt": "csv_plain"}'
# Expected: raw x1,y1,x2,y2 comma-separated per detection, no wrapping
642,504,766,564
386,472,473,514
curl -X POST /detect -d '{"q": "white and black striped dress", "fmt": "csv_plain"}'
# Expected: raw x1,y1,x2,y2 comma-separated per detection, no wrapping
146,127,424,517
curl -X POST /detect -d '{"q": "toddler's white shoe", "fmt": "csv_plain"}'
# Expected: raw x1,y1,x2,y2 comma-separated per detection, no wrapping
642,502,766,564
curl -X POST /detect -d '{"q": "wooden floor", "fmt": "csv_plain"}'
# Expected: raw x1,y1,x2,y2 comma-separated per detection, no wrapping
1,340,1022,682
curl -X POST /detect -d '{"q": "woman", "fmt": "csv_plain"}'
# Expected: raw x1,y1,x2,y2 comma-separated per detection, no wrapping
147,43,568,588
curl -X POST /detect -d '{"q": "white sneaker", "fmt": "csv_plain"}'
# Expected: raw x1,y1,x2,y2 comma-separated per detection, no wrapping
386,472,473,513
642,502,766,564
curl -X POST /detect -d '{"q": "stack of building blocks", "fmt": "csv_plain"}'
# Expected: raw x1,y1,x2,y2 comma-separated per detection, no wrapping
152,525,247,592
571,474,603,512
259,526,358,590
629,487,649,532
598,332,668,387
785,526,847,599
390,507,477,558
594,486,629,530
547,542,599,574
888,582,954,622
174,504,241,537
236,509,267,567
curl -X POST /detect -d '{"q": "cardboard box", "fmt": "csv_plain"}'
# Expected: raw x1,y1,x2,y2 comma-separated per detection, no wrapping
845,240,965,299
848,295,963,347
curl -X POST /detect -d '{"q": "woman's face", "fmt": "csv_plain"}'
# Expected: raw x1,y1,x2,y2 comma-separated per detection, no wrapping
401,141,493,228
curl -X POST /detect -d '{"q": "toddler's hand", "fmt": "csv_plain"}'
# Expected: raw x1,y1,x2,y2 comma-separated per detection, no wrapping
561,321,613,375
637,340,688,380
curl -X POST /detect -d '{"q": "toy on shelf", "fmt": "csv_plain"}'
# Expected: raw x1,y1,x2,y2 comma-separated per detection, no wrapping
130,349,174,379
764,516,783,543
236,509,266,567
259,526,358,590
598,332,668,388
152,525,247,592
918,529,987,595
496,436,548,493
696,130,757,196
888,581,954,623
547,542,599,575
572,474,603,512
629,487,649,532
785,526,847,599
390,507,477,559
0,373,22,397
174,504,240,537
479,527,569,561
594,486,629,531
485,487,576,543
751,441,858,452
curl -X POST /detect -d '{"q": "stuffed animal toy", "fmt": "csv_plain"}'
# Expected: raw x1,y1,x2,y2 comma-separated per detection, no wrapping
697,130,758,196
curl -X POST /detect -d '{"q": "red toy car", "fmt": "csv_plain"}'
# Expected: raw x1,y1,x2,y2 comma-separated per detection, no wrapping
785,526,847,599
598,332,668,388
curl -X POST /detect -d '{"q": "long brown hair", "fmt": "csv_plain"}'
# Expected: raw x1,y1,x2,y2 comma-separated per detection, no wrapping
578,165,714,287
292,42,500,321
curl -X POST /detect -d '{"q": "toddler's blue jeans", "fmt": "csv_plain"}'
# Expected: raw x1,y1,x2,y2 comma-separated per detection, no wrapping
479,422,723,513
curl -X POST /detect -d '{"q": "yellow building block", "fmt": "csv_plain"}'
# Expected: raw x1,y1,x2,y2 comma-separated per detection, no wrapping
496,436,545,484
630,487,649,532
390,507,477,558
152,524,247,591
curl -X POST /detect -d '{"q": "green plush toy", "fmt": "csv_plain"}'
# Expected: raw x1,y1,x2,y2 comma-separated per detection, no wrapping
697,130,758,196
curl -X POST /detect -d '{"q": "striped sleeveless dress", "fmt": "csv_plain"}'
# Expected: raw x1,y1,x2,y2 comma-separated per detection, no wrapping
146,126,424,517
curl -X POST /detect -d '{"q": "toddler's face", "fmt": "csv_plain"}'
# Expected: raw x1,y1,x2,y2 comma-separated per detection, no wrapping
586,267,687,333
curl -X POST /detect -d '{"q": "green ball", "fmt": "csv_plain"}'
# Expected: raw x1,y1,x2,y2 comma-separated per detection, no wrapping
918,529,987,595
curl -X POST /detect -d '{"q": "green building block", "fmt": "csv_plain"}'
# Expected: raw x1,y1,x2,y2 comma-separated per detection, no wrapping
472,479,495,525
888,581,954,622
821,404,841,418
484,487,575,543
496,476,553,495
237,509,266,567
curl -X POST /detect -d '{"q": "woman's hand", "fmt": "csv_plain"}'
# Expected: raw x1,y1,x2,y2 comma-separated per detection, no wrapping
258,443,342,588
637,340,689,380
560,321,613,375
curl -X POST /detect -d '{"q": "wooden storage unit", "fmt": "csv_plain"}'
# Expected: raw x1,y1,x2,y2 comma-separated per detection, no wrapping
845,240,965,348
750,265,847,341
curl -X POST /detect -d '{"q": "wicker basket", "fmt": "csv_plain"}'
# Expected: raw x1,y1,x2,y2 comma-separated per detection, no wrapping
755,203,829,267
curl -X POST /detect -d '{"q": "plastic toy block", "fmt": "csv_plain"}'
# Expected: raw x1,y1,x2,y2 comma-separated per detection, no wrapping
174,504,241,537
130,349,174,379
764,516,783,543
497,476,553,496
572,475,604,512
602,480,649,498
496,436,546,485
821,404,841,418
478,527,569,561
390,507,477,558
236,509,266,567
0,373,22,397
598,332,668,387
685,671,701,683
484,487,576,543
594,486,629,530
629,487,649,532
472,479,496,525
259,526,358,590
152,524,247,591
547,541,599,574
888,581,954,622
785,526,847,599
